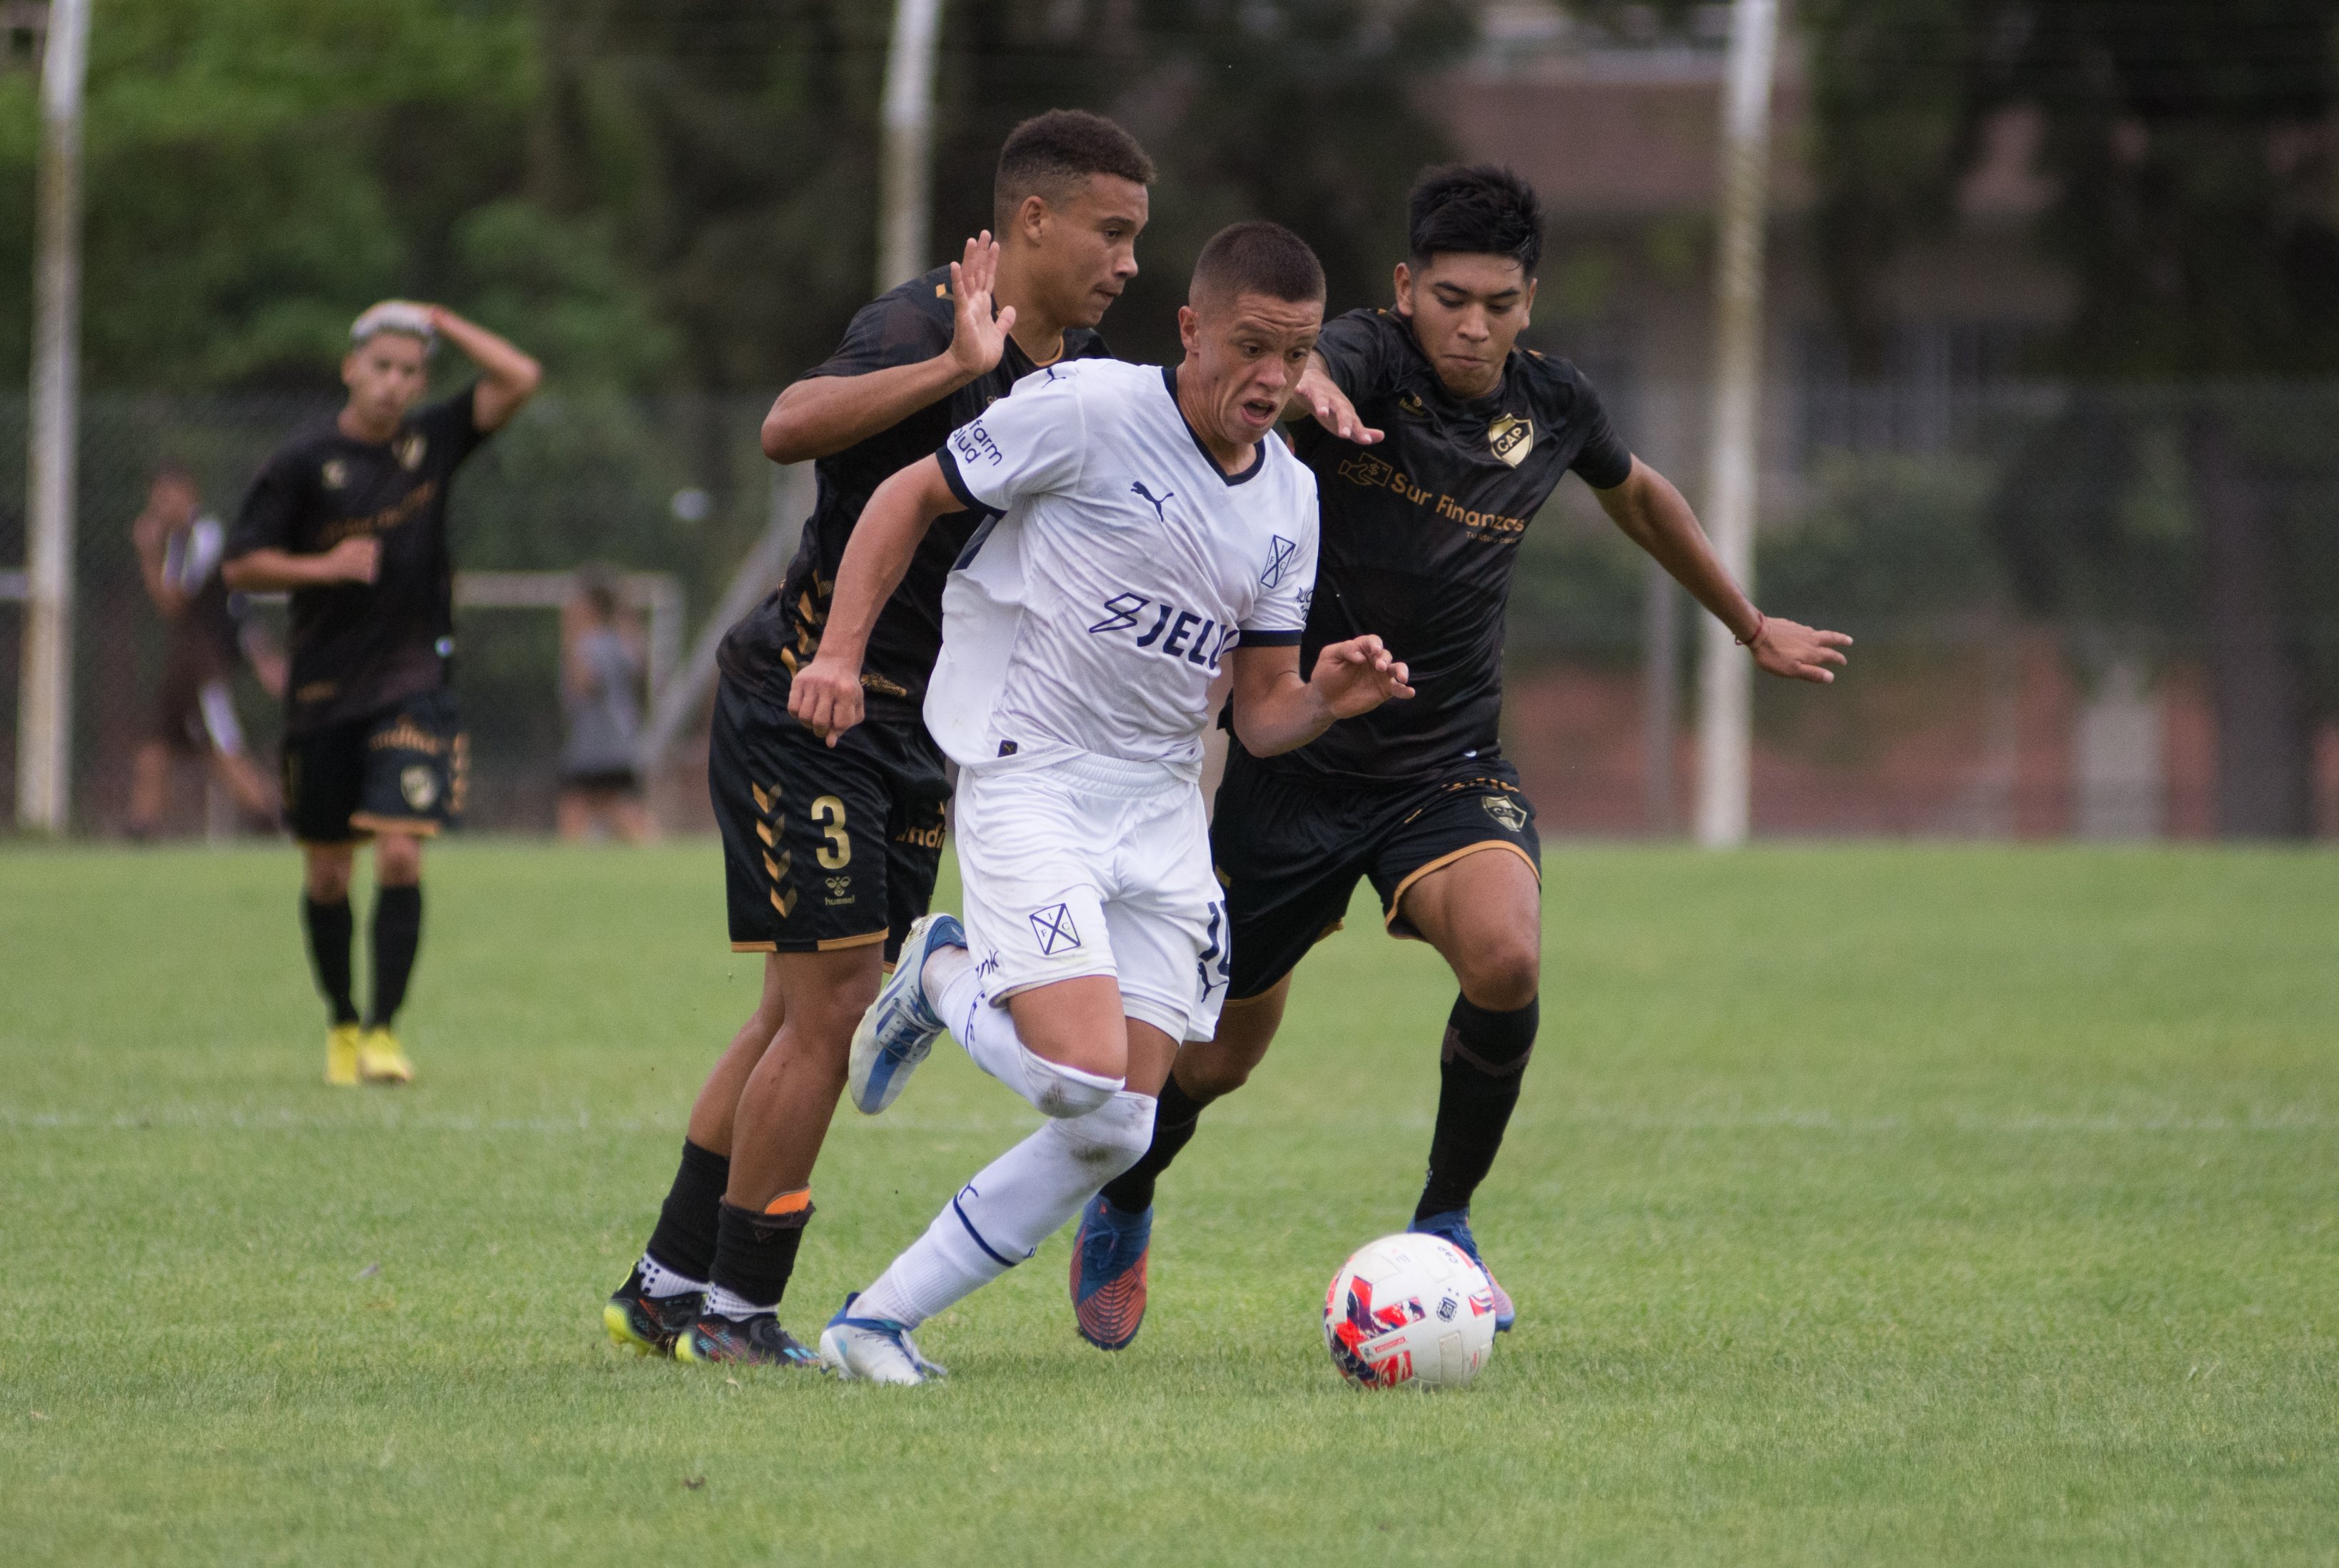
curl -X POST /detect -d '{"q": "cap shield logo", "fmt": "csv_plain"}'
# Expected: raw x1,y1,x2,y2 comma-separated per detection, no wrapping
1488,414,1533,468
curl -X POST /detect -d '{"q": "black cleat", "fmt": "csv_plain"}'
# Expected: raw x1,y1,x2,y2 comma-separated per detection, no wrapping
674,1311,824,1369
603,1266,703,1357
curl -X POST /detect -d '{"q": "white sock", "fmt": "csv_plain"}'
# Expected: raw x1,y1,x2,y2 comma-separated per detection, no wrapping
704,1284,770,1320
933,963,1123,1117
637,1251,705,1299
854,1090,1157,1328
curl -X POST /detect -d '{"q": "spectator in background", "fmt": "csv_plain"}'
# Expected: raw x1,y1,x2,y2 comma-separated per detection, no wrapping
558,565,653,843
127,463,284,838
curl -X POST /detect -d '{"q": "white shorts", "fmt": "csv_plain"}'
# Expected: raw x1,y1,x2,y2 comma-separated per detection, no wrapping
952,751,1230,1043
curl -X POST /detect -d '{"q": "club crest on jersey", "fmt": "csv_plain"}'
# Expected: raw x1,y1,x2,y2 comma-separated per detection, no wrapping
1261,536,1299,589
1488,413,1533,468
393,431,428,472
1481,794,1527,833
1030,903,1082,956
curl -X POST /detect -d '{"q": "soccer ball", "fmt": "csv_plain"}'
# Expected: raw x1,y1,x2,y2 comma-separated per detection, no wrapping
1322,1232,1499,1389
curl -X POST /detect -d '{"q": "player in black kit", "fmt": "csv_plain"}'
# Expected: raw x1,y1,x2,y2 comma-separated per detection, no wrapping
1068,166,1851,1349
223,301,542,1087
601,111,1155,1368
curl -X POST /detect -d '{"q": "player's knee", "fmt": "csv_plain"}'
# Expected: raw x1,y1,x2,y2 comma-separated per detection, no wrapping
303,848,354,902
374,833,423,886
1022,1045,1123,1119
1454,939,1539,1012
1051,1089,1156,1175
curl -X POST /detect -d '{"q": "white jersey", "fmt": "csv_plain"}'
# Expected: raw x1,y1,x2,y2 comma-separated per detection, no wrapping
924,358,1319,772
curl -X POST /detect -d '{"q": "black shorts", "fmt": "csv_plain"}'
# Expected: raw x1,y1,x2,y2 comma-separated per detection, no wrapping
710,675,950,965
560,765,642,795
281,689,466,845
1209,743,1541,1001
151,648,246,758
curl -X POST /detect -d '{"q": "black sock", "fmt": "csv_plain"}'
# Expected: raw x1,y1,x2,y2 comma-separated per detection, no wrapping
1097,1070,1211,1214
1414,995,1539,1223
366,883,423,1029
643,1140,729,1285
301,896,358,1026
708,1197,815,1314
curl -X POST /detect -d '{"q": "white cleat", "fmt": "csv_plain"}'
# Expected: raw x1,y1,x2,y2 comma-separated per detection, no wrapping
847,913,963,1115
819,1292,946,1385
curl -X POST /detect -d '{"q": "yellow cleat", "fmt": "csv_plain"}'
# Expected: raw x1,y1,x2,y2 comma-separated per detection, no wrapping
325,1023,362,1087
358,1027,414,1085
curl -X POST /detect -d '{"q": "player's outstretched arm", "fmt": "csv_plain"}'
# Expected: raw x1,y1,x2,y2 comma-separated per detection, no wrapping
762,233,1019,465
423,306,542,432
1228,635,1414,757
221,538,381,593
1285,353,1384,446
1593,456,1852,684
785,455,962,745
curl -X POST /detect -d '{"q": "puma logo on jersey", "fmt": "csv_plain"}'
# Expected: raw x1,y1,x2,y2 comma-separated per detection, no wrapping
1130,481,1174,521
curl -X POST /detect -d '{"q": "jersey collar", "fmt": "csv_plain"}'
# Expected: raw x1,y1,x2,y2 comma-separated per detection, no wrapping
1161,366,1267,486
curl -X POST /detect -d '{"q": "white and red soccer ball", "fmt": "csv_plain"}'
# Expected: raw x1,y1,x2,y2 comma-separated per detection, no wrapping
1322,1232,1499,1389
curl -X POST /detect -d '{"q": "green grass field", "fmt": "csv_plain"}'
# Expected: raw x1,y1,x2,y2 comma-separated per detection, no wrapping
2,840,2333,1566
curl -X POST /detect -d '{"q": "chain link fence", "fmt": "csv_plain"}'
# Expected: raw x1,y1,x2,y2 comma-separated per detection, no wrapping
4,381,2337,839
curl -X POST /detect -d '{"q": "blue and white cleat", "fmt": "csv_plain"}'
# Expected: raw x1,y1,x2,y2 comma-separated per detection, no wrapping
1069,1194,1152,1350
847,913,963,1115
818,1292,947,1384
1409,1209,1516,1332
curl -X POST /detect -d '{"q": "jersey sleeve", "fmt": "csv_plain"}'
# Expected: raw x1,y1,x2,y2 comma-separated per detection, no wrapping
417,383,491,469
224,449,305,561
1239,473,1319,645
803,286,951,380
1564,366,1635,489
1310,309,1403,401
933,366,1088,518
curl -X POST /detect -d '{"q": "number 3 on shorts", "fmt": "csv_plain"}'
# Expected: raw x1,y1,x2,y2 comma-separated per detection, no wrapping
812,794,852,870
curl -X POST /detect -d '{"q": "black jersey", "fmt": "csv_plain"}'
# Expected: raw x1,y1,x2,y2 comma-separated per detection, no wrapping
1261,308,1634,783
226,387,491,733
717,266,1112,718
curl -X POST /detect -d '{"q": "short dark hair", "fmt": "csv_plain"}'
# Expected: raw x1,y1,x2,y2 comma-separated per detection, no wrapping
995,110,1155,223
1189,221,1327,308
1407,164,1543,276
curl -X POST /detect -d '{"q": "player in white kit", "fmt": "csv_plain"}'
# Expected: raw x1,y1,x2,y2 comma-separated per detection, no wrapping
783,222,1414,1382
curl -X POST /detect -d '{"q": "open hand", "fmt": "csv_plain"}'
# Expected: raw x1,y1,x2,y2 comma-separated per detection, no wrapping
786,653,865,746
946,232,1017,382
326,536,381,585
1296,362,1382,446
1750,617,1852,683
1311,634,1414,718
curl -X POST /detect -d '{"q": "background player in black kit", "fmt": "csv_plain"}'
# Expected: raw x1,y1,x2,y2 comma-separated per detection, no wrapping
1070,166,1851,1350
223,301,543,1088
600,111,1155,1368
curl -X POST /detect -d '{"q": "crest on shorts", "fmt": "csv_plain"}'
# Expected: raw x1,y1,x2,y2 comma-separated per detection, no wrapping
401,765,438,811
1481,794,1526,833
321,459,348,490
1030,903,1082,956
1488,414,1533,468
393,431,428,472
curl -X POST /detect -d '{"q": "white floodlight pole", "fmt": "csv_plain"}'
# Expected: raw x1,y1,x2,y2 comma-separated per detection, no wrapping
1694,0,1778,848
877,0,945,293
20,0,90,834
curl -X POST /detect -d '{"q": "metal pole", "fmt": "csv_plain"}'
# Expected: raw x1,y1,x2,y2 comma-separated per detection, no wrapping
19,0,89,834
876,0,945,294
1642,560,1679,833
1694,0,1776,848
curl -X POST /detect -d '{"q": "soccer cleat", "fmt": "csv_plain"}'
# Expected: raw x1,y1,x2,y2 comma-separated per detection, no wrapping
1069,1194,1151,1350
357,1027,414,1085
819,1292,945,1384
847,912,964,1115
1409,1210,1516,1332
673,1311,823,1369
602,1266,703,1357
324,1023,363,1087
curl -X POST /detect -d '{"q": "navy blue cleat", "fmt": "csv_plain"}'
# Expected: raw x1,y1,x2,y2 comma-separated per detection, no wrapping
847,913,963,1115
1409,1209,1516,1332
1069,1194,1151,1350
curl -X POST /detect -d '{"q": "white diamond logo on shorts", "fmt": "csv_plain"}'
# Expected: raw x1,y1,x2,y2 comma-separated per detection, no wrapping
1030,903,1081,955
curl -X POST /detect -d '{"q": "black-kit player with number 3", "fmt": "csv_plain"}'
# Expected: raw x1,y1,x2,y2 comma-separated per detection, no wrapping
223,301,541,1091
600,111,1157,1369
1067,166,1853,1350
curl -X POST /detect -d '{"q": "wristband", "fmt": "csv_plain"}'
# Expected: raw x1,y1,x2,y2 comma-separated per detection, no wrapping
1734,613,1766,648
